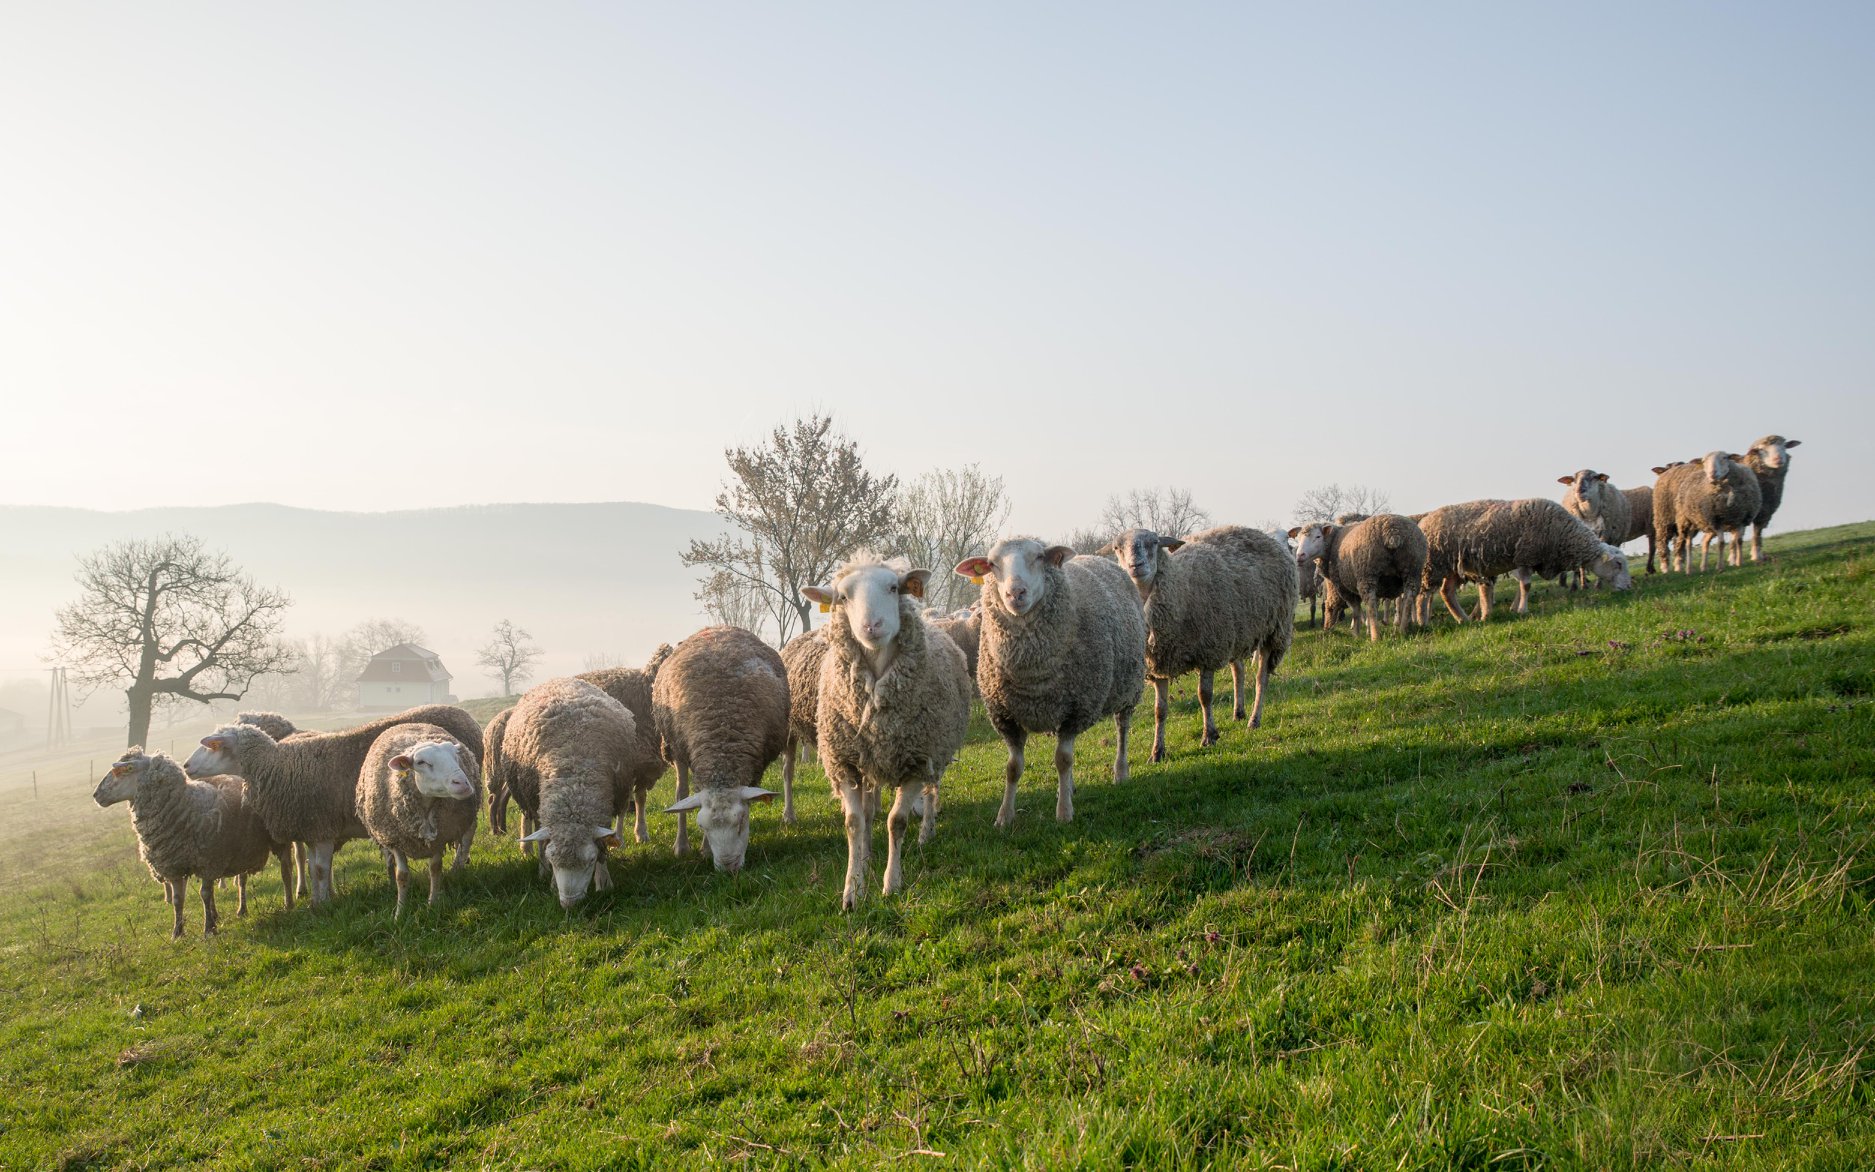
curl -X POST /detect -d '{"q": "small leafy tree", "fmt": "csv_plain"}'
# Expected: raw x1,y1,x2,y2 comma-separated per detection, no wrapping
51,534,295,747
476,619,543,696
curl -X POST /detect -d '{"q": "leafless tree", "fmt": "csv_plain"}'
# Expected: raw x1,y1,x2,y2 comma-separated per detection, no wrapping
582,651,627,672
696,566,774,637
50,534,295,747
895,464,1013,612
682,413,899,645
1096,487,1212,542
476,619,543,697
1291,484,1393,525
1062,527,1114,556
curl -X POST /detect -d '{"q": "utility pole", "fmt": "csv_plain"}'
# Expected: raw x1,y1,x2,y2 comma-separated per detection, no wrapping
46,667,72,749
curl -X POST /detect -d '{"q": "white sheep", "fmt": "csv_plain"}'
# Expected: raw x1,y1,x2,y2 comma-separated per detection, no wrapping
355,723,481,917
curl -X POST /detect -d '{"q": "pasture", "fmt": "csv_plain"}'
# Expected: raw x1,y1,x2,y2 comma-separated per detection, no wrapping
3,523,1872,1169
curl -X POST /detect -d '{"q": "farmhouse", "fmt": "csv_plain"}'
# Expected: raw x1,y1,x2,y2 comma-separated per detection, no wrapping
355,643,456,711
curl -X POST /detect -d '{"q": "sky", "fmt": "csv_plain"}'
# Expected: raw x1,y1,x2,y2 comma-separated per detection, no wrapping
2,2,1870,536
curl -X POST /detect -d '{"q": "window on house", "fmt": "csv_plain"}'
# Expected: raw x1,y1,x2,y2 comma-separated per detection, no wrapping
392,662,401,674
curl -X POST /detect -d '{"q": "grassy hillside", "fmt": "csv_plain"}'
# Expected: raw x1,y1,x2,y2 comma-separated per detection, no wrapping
3,523,1872,1169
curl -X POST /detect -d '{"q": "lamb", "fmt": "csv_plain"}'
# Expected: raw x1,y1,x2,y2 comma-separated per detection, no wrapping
94,748,294,936
802,554,972,909
778,628,830,826
1417,499,1507,624
501,677,652,905
355,723,480,917
1110,526,1295,761
1653,452,1763,573
1291,515,1427,641
1741,435,1802,563
653,626,789,871
1458,499,1633,616
954,537,1145,827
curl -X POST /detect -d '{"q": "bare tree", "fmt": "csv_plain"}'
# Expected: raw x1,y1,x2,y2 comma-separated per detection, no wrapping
696,566,774,637
1062,527,1113,556
581,651,627,672
1096,487,1212,541
50,534,295,747
1291,484,1393,525
476,619,543,697
682,413,899,644
896,464,1013,612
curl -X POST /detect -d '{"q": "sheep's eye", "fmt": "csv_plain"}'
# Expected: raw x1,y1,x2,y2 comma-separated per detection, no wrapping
888,584,898,593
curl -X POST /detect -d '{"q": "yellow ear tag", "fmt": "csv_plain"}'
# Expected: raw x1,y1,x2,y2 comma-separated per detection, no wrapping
970,575,984,585
818,601,831,613
601,831,622,849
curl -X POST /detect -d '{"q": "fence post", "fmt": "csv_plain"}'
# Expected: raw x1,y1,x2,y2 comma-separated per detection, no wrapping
31,771,37,799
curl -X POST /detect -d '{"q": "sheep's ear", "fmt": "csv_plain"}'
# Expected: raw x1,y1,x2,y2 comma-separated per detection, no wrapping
1650,466,1668,475
1595,473,1609,483
1556,475,1573,485
1786,439,1801,448
1161,538,1184,552
1043,545,1073,567
663,793,705,814
1093,543,1114,556
389,754,414,771
740,786,777,803
201,736,225,751
592,826,621,848
901,569,931,599
955,556,993,579
519,826,551,843
1728,453,1745,461
1286,526,1301,538
802,584,834,606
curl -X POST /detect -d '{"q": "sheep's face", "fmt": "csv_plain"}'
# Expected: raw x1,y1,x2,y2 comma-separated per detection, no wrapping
392,742,476,800
1112,529,1181,598
1591,545,1633,590
183,726,246,779
1559,470,1607,509
664,785,774,872
1290,524,1333,565
957,539,1071,617
1751,436,1799,470
521,824,616,906
805,563,929,655
1701,451,1735,485
92,752,149,806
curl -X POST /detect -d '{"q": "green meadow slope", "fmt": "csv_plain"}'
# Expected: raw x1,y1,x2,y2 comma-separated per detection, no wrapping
3,523,1872,1169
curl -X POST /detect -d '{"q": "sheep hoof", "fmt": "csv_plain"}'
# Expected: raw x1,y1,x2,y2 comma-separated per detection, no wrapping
1200,730,1219,747
1148,746,1167,763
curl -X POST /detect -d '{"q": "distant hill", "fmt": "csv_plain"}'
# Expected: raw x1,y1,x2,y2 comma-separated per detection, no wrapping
0,501,729,712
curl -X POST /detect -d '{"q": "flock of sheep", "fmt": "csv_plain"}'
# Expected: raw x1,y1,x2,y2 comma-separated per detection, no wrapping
92,434,1800,932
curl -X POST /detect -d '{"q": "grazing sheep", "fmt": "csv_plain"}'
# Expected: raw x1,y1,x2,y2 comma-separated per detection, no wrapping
778,628,830,826
1741,435,1802,563
1619,484,1658,574
1111,526,1295,761
1459,499,1633,617
803,555,971,909
1654,452,1763,573
1292,515,1427,641
355,723,481,917
93,749,294,937
503,677,650,905
955,537,1146,827
1418,500,1507,624
653,626,789,871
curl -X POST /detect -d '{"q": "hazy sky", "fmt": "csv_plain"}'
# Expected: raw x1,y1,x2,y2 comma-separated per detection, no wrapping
3,3,1870,536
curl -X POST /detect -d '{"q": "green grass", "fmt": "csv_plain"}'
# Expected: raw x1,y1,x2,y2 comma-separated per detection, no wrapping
3,523,1873,1169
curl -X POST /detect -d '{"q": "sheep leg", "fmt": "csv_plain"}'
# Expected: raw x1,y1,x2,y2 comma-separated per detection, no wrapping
634,789,650,844
1053,734,1077,823
169,878,186,939
295,843,311,901
781,738,799,826
429,852,445,906
1645,535,1657,574
1245,652,1271,731
275,847,295,911
392,850,410,919
1699,533,1713,571
1751,524,1763,564
996,729,1027,829
1149,677,1170,763
521,813,538,857
1198,670,1220,746
1476,579,1494,622
918,766,941,846
883,783,915,897
1439,575,1467,624
1399,585,1418,634
1229,659,1248,722
837,776,870,911
487,781,508,835
308,842,336,905
452,819,474,873
1359,581,1381,641
673,761,692,857
236,874,248,917
200,878,218,937
1512,569,1532,615
1113,707,1132,781
382,846,397,891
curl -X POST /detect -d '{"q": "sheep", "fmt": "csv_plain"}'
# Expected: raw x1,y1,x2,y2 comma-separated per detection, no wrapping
235,711,301,741
1741,435,1802,563
777,628,829,826
928,606,982,682
483,704,519,835
802,554,972,909
501,677,651,905
574,664,671,843
954,537,1146,827
1457,499,1633,617
355,723,481,917
1619,484,1657,574
94,748,294,936
1291,515,1427,641
1555,470,1632,589
1110,525,1295,761
1418,499,1507,624
653,626,789,871
1653,452,1763,573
